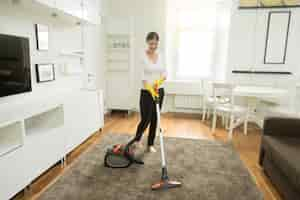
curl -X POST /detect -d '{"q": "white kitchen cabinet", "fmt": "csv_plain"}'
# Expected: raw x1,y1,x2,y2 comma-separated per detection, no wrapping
0,147,28,200
34,0,101,24
34,0,56,8
56,0,83,19
34,0,82,19
64,90,103,153
106,72,134,110
83,0,100,24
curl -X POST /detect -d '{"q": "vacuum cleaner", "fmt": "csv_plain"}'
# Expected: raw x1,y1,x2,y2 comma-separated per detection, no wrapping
104,138,144,168
104,78,182,190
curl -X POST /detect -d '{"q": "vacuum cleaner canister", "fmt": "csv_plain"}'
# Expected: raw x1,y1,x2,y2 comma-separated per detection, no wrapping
104,144,144,168
104,144,132,168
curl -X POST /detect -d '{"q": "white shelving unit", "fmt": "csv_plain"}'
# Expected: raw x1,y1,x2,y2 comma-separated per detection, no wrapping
106,34,130,71
0,121,24,157
0,89,104,200
105,17,135,112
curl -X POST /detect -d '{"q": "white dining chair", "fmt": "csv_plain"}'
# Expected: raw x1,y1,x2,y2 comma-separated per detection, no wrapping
201,80,213,121
210,83,249,139
201,80,230,124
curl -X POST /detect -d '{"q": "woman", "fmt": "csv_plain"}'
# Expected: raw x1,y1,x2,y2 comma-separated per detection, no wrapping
133,32,167,153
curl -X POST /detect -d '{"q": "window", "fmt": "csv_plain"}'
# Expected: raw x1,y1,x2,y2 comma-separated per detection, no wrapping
166,0,232,81
176,8,216,79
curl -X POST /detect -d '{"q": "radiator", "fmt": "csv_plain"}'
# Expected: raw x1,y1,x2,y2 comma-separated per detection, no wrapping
174,95,202,109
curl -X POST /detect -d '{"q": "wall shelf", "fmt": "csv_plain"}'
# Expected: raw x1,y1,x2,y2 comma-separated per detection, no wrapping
107,59,129,62
60,50,85,58
107,48,129,52
107,33,130,37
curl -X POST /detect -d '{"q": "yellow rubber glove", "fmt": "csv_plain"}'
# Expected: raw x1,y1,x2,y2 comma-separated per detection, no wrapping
153,77,165,92
145,83,159,99
145,77,165,99
154,77,165,88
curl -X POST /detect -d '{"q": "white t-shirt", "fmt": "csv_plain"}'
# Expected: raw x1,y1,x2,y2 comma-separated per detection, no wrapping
141,51,167,89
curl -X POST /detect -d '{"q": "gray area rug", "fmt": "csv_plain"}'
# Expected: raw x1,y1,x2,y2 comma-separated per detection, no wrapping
37,133,263,200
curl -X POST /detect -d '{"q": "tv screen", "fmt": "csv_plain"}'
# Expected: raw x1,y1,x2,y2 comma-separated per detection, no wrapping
0,34,32,98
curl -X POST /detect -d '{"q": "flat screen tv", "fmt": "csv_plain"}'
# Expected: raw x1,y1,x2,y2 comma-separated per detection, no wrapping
0,34,32,98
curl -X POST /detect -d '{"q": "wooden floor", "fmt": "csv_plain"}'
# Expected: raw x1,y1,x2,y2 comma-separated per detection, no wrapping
13,112,282,200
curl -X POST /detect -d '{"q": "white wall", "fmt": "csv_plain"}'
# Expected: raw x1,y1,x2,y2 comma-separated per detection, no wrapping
104,0,166,110
214,1,232,82
227,0,300,111
0,0,105,105
227,1,300,81
297,86,300,112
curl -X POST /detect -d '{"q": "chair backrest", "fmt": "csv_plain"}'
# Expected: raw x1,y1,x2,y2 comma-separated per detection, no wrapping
212,82,235,106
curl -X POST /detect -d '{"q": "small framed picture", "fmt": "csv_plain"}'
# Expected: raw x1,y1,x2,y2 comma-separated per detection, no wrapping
35,24,49,51
36,64,55,83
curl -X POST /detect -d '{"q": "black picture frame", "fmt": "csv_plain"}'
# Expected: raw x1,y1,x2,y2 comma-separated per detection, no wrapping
35,24,49,51
264,11,291,64
35,64,55,83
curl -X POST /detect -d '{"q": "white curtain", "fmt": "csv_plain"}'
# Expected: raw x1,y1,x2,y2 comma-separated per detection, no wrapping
166,0,232,81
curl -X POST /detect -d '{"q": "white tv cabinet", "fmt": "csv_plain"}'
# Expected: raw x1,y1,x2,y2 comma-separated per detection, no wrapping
0,89,104,200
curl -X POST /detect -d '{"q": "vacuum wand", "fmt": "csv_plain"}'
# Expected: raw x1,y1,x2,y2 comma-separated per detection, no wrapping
151,97,182,190
156,100,168,179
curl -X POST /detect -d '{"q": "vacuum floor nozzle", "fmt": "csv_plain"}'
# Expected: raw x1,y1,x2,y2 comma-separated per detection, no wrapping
151,180,182,190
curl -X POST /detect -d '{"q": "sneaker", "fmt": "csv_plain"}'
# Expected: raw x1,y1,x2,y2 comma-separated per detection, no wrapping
148,146,157,153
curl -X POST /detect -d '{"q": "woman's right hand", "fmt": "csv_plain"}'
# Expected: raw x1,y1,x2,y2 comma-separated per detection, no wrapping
145,82,159,98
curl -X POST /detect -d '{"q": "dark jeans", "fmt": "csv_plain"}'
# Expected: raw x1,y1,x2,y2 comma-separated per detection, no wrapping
134,88,164,146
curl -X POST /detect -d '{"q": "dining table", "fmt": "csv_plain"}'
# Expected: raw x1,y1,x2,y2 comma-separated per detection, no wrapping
232,85,289,129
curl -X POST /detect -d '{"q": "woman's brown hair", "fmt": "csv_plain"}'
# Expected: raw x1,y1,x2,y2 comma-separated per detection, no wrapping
146,32,159,42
